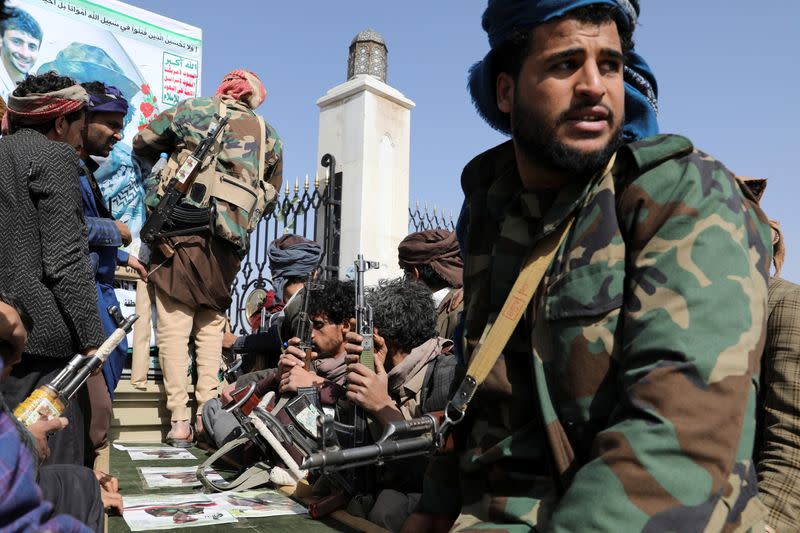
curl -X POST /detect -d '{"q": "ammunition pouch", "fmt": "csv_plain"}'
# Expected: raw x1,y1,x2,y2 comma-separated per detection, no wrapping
156,151,274,252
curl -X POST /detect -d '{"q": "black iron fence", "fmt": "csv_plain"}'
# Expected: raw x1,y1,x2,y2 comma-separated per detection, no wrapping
228,154,341,334
408,201,456,232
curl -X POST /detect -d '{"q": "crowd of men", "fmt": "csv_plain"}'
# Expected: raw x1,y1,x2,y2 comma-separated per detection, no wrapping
0,0,799,532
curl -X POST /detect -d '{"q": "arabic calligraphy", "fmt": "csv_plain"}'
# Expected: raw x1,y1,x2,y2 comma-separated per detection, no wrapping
38,0,200,53
162,52,199,106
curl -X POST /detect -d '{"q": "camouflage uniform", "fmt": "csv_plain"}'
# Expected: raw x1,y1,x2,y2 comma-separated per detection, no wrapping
433,135,771,531
132,95,282,425
135,95,283,254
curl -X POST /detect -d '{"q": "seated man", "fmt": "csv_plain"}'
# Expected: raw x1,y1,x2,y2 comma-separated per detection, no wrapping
344,278,463,532
0,292,120,531
398,230,464,341
222,234,323,374
202,278,355,449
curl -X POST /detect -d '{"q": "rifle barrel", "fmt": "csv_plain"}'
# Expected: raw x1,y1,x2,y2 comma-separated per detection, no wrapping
301,435,434,471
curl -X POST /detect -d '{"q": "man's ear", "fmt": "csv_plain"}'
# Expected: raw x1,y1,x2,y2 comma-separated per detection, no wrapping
341,320,351,334
52,115,67,139
412,266,420,281
496,72,514,114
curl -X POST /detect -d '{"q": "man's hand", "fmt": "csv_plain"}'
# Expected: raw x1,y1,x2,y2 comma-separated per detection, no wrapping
95,469,124,515
0,301,28,367
279,365,324,394
114,221,132,246
346,355,398,422
27,417,68,463
221,381,237,404
278,340,317,374
126,255,148,280
94,470,119,493
222,331,238,350
100,487,124,515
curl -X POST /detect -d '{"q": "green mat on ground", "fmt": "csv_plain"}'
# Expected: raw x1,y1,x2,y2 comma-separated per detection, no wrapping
107,443,358,532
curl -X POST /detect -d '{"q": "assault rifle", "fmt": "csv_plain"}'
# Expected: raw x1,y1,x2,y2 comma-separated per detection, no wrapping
15,307,138,427
354,255,380,372
295,270,323,373
140,113,229,247
302,414,442,472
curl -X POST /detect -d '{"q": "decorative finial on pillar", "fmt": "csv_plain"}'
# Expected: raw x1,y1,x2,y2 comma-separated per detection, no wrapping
347,29,387,82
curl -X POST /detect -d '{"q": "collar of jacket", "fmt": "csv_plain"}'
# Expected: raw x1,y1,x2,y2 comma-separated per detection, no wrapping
463,141,613,239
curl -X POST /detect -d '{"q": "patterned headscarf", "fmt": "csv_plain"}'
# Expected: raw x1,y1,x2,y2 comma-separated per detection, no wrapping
6,84,88,125
398,230,464,289
215,69,266,109
87,84,129,115
469,0,658,142
268,235,323,301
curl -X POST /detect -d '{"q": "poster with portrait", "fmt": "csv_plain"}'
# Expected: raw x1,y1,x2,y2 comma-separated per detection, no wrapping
113,443,196,461
2,0,202,258
138,466,225,488
208,489,307,518
123,494,235,531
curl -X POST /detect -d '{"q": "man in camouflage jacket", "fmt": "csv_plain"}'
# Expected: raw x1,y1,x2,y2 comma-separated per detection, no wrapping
133,69,282,445
407,2,772,532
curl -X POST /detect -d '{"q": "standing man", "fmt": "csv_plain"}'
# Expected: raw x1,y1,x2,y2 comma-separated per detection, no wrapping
410,1,772,531
133,69,283,447
0,71,104,467
78,81,147,458
398,230,464,341
0,7,41,97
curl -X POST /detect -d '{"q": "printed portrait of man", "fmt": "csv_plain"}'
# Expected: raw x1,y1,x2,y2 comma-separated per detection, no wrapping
0,7,42,95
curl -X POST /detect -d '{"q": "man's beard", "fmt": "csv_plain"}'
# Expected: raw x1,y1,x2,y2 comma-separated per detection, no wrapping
511,93,624,180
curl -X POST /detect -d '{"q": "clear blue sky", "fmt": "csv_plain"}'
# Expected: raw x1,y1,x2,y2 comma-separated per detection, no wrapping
127,0,800,280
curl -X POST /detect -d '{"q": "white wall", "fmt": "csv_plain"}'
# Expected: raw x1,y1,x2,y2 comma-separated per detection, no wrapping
316,74,414,285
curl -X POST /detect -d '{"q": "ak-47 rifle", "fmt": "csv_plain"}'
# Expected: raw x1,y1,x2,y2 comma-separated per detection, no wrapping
302,414,446,472
15,307,138,427
139,113,229,251
354,255,380,372
294,269,322,374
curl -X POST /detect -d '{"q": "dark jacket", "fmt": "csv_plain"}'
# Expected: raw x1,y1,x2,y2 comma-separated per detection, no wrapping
0,129,104,358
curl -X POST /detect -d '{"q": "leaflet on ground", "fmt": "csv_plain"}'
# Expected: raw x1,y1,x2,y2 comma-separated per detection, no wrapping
122,494,235,531
113,443,196,460
138,466,224,488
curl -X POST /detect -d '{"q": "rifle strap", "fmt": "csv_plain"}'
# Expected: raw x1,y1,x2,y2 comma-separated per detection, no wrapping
446,215,574,419
197,436,273,492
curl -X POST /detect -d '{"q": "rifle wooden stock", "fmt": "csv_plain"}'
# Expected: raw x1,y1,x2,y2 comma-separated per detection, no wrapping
226,384,262,416
308,489,350,520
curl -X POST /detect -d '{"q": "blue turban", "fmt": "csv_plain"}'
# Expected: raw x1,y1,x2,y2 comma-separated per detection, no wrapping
468,0,658,142
87,84,129,115
268,236,323,301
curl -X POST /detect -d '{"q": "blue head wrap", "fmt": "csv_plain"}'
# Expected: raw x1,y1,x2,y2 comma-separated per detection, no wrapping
468,0,658,142
268,237,323,301
87,84,129,115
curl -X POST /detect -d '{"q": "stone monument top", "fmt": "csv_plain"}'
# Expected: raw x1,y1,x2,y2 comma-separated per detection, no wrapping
347,28,387,82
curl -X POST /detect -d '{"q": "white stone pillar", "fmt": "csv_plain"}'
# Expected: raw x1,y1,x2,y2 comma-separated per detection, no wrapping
315,73,414,285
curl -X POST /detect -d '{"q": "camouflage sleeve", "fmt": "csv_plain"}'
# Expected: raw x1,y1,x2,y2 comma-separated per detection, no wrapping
264,128,283,194
132,102,182,163
548,149,771,531
757,279,800,531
